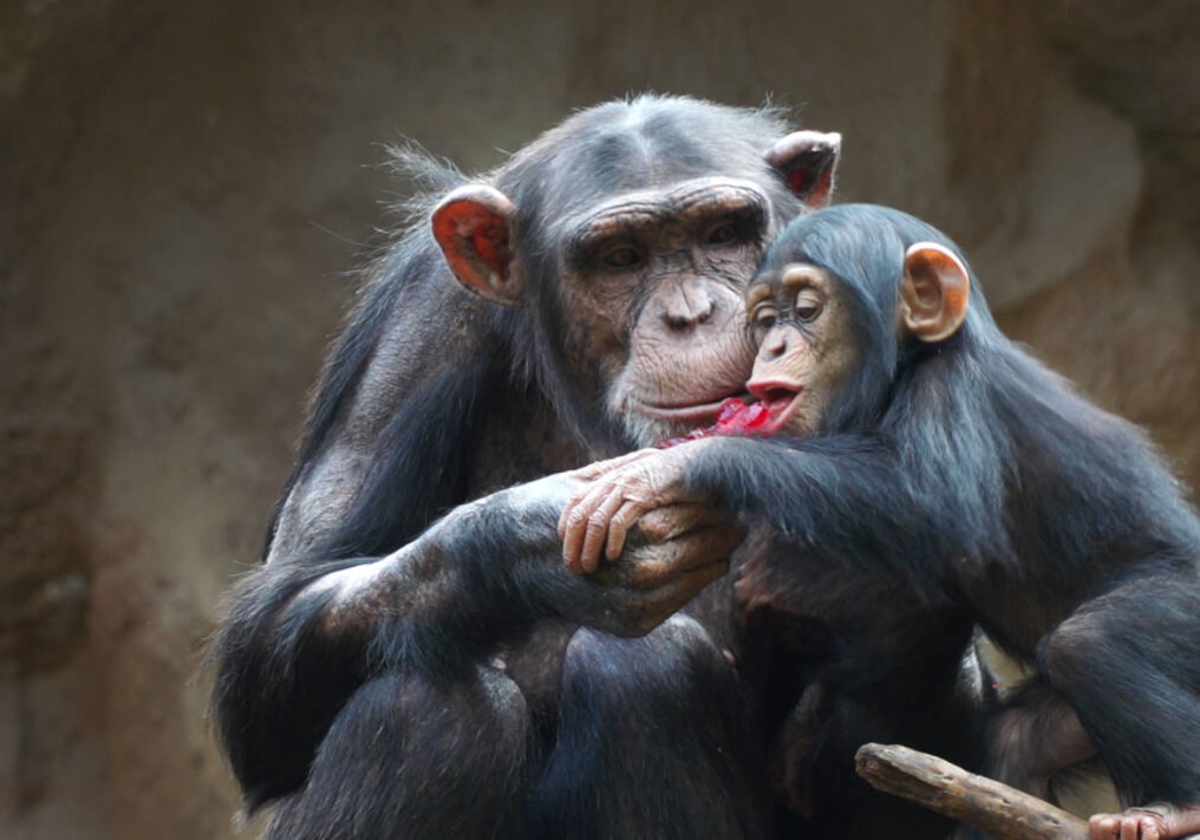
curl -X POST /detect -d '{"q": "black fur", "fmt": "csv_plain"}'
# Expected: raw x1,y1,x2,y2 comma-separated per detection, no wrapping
684,204,1200,818
211,95,814,839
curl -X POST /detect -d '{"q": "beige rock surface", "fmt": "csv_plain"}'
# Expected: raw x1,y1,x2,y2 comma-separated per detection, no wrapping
2,1,1198,837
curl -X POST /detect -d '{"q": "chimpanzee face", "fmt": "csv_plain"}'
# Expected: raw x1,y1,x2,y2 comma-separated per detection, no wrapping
739,231,973,438
430,99,842,450
743,264,860,436
565,177,772,446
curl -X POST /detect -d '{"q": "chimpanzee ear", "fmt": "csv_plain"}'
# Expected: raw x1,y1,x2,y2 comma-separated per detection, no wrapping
900,242,971,343
431,185,522,307
765,130,842,208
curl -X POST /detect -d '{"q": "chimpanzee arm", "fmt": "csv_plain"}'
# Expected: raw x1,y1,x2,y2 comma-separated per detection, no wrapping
215,471,739,809
562,434,960,596
686,436,933,560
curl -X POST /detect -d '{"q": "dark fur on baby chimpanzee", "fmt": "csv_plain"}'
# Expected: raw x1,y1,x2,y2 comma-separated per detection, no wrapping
563,204,1200,840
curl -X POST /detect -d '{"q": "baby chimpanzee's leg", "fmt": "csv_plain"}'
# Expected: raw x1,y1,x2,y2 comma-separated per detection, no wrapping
1038,574,1200,840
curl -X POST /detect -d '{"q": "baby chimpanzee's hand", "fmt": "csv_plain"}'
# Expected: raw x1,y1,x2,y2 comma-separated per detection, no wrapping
558,440,717,573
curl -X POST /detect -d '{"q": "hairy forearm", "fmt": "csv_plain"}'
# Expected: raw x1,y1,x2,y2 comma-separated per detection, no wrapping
682,435,951,590
683,436,897,533
359,485,574,677
238,479,574,683
308,511,519,667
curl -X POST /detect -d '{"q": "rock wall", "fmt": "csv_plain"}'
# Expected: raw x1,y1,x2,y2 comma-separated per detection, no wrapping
1,1,1197,837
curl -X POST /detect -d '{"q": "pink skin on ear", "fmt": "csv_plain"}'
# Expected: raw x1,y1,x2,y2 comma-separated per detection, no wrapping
765,130,842,208
901,241,971,343
431,185,520,305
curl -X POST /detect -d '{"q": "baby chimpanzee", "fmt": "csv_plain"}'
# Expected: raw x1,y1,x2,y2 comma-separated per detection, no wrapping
560,205,1200,840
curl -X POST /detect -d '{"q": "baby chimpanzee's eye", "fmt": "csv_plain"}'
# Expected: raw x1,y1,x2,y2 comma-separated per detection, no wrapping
751,306,778,335
794,290,824,323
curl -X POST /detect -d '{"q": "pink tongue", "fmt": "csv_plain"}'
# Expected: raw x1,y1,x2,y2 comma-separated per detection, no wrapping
743,402,769,429
714,398,754,435
716,397,746,425
655,397,773,449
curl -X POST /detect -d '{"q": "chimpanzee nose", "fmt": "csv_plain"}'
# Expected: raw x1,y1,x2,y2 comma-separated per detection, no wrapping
661,283,716,333
760,329,790,361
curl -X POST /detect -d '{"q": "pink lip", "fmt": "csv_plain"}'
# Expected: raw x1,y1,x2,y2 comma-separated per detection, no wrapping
634,395,745,423
746,379,803,435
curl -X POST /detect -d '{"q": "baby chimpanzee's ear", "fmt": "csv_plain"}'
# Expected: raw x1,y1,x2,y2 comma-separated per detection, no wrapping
900,242,970,342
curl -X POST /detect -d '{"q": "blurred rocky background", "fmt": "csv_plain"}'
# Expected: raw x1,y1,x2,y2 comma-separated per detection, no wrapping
2,0,1198,836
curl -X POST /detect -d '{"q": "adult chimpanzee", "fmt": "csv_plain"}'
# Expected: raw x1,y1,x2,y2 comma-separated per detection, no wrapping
562,204,1200,840
210,96,843,839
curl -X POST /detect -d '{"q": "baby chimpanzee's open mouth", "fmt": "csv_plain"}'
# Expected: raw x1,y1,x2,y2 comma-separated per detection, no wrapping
747,381,803,434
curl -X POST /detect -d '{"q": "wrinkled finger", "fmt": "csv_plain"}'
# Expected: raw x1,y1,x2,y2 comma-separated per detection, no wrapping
1089,815,1118,840
562,479,625,569
1121,818,1138,840
559,473,617,537
637,502,732,544
605,500,644,562
562,480,622,572
558,484,592,538
561,505,589,574
580,491,627,574
558,455,647,535
559,474,609,543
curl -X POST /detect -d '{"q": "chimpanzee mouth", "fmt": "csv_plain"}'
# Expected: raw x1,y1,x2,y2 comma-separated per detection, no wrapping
746,381,803,434
633,393,749,423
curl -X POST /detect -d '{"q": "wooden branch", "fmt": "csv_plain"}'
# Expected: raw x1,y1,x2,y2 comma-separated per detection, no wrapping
855,743,1090,840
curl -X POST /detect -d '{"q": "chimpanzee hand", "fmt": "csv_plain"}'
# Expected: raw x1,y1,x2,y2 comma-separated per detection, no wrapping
557,439,720,573
573,501,745,636
462,472,743,638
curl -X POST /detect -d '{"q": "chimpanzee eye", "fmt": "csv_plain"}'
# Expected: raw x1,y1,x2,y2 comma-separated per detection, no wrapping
795,303,823,323
706,222,739,246
794,291,824,323
752,307,778,333
795,302,823,323
603,247,643,270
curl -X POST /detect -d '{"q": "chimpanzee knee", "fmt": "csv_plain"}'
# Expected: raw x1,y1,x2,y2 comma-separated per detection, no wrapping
531,615,774,840
1036,612,1109,699
1037,579,1200,804
269,667,528,840
1039,580,1200,699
